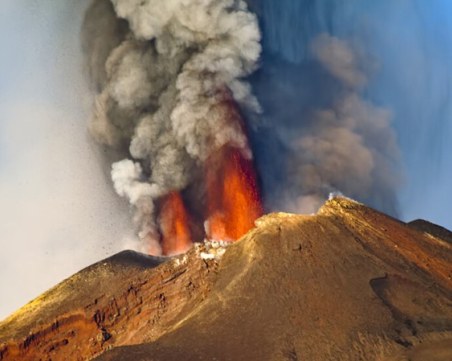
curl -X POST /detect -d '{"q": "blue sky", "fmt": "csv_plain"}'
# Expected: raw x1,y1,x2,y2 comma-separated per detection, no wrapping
361,1,452,225
354,0,452,226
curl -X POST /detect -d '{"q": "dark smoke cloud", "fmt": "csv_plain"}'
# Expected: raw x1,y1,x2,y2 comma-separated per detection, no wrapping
82,0,261,253
84,0,452,242
83,0,405,242
246,0,452,224
282,34,400,213
244,0,401,215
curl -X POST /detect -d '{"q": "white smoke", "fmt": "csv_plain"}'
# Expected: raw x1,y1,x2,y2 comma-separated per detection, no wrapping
286,34,401,214
82,0,261,252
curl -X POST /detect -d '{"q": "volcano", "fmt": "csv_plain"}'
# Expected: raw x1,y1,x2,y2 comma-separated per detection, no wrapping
1,197,451,360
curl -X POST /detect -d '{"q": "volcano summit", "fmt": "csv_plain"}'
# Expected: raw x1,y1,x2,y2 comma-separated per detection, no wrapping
1,197,451,360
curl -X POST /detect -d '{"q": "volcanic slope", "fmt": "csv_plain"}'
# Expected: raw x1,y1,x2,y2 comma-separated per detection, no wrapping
2,197,452,361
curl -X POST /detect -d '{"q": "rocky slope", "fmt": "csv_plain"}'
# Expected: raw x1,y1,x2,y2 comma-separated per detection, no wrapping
1,197,451,360
0,250,219,360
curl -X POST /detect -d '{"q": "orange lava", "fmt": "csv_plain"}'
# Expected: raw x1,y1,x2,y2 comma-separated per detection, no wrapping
159,192,193,255
206,147,263,241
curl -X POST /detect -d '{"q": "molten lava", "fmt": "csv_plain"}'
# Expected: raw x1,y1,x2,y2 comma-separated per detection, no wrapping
159,192,193,255
206,147,263,241
157,90,263,250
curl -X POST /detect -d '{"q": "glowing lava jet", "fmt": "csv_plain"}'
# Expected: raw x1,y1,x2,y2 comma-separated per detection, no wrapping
205,146,263,241
157,94,263,254
158,147,263,254
159,192,193,255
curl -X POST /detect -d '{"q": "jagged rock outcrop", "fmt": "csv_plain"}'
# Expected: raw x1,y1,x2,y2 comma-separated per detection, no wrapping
1,197,451,360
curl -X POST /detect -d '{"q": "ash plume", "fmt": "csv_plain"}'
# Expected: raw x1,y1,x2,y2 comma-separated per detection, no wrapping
287,34,401,213
82,0,261,253
247,31,402,216
246,0,452,222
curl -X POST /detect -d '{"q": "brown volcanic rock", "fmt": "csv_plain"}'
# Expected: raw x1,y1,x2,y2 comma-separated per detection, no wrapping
1,197,452,360
409,219,452,245
0,250,218,360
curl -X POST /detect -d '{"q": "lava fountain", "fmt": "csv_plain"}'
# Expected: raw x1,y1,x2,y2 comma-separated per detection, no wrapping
156,92,263,253
159,192,193,255
157,144,264,253
205,146,263,242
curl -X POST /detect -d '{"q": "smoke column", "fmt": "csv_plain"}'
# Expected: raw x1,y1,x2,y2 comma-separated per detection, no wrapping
82,0,262,254
84,0,452,251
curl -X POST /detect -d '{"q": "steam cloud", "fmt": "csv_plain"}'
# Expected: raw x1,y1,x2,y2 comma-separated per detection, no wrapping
82,0,261,253
286,34,401,213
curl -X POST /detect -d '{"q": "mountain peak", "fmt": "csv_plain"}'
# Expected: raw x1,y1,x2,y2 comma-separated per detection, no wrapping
1,199,451,361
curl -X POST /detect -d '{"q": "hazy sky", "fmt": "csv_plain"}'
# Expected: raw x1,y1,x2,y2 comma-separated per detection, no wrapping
0,0,135,320
1,0,452,320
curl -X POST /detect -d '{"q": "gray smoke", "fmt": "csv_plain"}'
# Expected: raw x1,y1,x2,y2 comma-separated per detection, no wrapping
82,0,261,253
284,34,401,213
